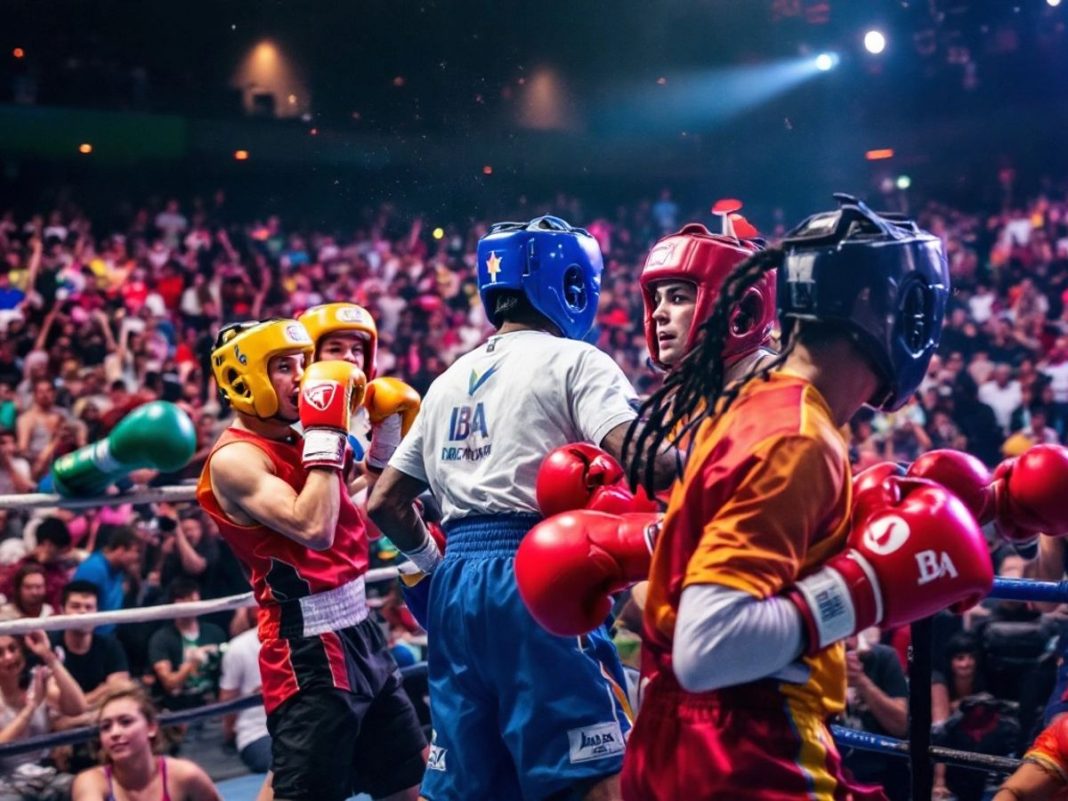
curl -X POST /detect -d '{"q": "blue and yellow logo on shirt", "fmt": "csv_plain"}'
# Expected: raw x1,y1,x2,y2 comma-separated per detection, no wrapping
468,365,498,396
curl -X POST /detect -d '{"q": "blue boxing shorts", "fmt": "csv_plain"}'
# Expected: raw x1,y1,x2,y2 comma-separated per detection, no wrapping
422,514,633,801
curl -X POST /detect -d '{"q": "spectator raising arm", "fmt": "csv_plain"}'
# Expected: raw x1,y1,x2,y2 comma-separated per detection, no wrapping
24,630,87,717
173,521,208,577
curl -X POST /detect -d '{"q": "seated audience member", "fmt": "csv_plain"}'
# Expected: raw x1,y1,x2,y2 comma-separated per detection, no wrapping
840,631,910,801
218,627,271,773
0,629,87,800
158,510,215,590
0,516,72,609
0,429,33,496
71,525,143,636
147,578,227,712
0,564,54,619
70,686,221,801
933,633,1019,801
934,633,990,719
50,581,130,712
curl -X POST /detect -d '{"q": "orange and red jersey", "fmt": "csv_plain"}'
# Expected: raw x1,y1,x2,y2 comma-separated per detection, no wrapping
642,370,853,717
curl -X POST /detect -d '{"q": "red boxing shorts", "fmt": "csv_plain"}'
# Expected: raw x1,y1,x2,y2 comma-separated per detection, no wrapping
622,677,887,801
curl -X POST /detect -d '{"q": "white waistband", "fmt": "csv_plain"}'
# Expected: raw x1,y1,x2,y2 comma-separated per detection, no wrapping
297,577,368,637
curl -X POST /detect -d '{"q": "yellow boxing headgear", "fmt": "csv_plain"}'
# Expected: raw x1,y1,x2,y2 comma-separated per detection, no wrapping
298,302,379,378
211,319,314,419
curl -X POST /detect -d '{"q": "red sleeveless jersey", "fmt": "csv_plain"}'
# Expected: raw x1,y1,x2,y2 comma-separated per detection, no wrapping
196,427,369,711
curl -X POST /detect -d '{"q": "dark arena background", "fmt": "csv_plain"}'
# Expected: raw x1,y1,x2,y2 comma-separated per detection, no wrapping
1,2,1068,800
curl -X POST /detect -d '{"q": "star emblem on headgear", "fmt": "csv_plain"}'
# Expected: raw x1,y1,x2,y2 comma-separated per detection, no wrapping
485,251,502,282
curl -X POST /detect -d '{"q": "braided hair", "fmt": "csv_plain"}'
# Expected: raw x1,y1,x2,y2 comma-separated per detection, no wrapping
625,247,791,493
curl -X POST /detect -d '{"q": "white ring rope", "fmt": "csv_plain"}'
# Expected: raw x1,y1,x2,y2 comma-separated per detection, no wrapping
0,484,198,511
0,565,401,636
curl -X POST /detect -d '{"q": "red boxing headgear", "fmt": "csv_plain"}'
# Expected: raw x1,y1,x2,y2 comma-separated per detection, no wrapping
640,222,775,370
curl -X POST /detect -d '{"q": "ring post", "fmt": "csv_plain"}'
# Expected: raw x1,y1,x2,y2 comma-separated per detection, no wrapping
909,616,934,801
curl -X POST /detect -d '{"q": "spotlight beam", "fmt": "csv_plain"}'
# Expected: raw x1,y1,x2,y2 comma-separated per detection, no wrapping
596,56,839,132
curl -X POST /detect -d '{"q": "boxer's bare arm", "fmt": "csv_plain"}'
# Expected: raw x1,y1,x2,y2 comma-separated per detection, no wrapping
367,466,431,553
210,441,341,551
1029,536,1066,613
601,421,679,493
993,761,1064,801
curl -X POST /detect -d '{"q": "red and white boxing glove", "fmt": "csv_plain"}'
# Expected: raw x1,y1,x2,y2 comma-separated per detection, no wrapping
787,477,993,653
363,377,421,471
516,510,660,637
536,444,656,518
299,361,367,470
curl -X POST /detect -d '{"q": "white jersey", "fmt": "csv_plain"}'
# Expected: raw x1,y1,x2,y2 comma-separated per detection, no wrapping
390,329,638,523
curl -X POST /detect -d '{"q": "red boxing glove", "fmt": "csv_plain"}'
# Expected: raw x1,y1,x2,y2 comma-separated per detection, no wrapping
997,445,1068,537
988,457,1037,551
536,444,655,517
852,462,906,525
516,510,659,637
586,484,658,515
299,361,367,470
907,449,994,522
788,478,993,654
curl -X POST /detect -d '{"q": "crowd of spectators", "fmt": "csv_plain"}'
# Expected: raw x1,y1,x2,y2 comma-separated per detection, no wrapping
0,184,1065,797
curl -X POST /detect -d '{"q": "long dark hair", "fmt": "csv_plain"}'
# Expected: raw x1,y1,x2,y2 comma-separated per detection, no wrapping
624,248,789,493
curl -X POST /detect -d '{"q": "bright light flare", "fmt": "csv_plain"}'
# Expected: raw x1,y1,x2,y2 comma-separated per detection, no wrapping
864,30,887,55
815,52,839,71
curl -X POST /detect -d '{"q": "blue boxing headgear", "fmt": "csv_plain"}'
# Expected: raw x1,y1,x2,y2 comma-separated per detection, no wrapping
778,193,949,411
477,216,603,341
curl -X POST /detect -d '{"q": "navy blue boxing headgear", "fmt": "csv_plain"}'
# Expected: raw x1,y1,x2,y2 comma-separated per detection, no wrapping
778,194,949,411
477,216,603,341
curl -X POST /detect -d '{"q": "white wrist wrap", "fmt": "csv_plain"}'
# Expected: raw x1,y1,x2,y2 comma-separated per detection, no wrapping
302,429,346,470
404,533,443,575
793,567,857,650
368,415,403,470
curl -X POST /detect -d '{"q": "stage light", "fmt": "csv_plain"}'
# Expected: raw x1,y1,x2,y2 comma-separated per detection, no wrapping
482,165,493,175
1048,0,1062,8
78,143,92,155
432,227,445,240
252,42,277,66
866,148,895,160
864,30,887,55
234,150,250,161
815,52,839,71
896,175,912,190
12,48,24,59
